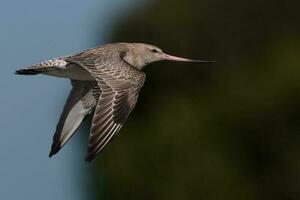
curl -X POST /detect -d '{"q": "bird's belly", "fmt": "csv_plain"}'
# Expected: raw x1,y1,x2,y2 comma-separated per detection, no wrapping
44,64,95,81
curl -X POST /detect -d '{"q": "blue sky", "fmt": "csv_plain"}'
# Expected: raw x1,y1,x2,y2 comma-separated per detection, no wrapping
0,0,146,199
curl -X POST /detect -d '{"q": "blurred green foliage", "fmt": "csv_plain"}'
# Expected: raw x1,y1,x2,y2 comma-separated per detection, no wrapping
90,0,300,199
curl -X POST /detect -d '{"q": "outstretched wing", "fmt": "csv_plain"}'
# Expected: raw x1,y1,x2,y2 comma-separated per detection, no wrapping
49,80,98,157
66,54,145,161
85,75,144,161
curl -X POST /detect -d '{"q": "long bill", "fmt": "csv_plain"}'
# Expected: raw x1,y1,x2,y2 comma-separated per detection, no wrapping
162,53,215,63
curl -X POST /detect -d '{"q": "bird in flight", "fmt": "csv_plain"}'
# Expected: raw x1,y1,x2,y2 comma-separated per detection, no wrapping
16,42,214,161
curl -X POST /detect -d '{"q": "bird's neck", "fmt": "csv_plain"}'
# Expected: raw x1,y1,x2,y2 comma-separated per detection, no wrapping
121,52,145,70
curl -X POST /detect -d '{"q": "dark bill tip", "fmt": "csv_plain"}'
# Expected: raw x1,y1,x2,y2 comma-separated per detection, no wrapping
162,53,215,63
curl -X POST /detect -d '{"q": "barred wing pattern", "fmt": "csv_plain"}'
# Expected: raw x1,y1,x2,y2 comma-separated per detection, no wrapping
66,55,145,161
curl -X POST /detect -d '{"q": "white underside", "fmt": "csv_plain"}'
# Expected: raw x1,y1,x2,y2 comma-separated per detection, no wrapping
59,101,88,145
44,64,95,81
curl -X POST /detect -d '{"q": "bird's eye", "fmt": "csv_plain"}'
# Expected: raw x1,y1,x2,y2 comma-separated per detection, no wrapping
151,49,159,53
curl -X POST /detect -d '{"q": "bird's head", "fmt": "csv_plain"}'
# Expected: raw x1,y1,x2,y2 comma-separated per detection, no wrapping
121,43,215,70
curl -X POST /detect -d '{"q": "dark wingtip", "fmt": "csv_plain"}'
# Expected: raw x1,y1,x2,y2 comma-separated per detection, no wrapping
49,149,56,158
49,143,61,158
84,153,95,162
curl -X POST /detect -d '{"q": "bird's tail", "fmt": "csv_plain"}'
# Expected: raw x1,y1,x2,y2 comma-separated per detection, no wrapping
15,67,43,75
15,57,67,75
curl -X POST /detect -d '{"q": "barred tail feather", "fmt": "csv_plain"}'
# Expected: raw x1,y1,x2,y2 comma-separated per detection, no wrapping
15,57,68,75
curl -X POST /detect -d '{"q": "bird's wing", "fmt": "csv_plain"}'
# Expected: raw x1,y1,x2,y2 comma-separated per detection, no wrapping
49,80,98,157
66,56,146,161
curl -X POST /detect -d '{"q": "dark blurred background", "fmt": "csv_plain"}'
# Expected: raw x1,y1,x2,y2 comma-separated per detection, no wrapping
1,0,299,200
91,0,300,200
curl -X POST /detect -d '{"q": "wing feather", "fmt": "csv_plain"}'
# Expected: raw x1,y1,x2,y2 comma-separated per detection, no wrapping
49,80,97,157
66,54,146,161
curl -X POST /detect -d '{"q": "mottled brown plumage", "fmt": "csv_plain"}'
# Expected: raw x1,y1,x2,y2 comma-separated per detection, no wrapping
16,42,214,161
